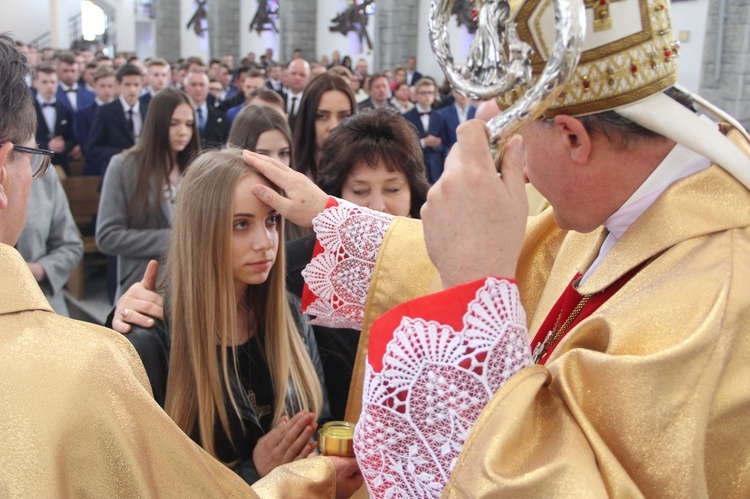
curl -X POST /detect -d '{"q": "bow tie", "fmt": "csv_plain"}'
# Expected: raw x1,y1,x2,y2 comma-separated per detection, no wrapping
65,88,77,93
42,102,56,108
419,111,431,116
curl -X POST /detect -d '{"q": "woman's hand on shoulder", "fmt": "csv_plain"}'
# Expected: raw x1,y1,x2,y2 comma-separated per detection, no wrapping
243,150,329,228
252,410,318,478
112,260,164,334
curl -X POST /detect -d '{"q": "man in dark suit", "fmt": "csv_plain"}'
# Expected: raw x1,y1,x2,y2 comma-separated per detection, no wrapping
224,69,269,119
183,68,230,149
87,64,147,175
75,67,116,176
265,63,284,95
32,64,76,175
358,73,399,111
405,56,423,86
437,87,477,156
403,78,445,183
55,52,96,113
286,59,310,133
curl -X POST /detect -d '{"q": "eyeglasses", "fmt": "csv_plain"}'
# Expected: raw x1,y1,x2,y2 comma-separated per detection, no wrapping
0,143,54,178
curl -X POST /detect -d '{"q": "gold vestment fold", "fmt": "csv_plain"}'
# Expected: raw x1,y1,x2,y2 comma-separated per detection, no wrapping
0,244,336,498
353,129,750,497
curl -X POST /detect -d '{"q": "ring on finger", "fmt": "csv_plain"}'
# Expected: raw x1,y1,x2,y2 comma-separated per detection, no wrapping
119,308,129,318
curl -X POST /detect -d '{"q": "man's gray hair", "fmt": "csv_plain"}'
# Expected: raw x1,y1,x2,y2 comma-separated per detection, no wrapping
0,33,36,146
578,87,695,149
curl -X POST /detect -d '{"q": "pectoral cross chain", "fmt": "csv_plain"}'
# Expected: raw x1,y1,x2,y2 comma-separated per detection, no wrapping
532,331,555,363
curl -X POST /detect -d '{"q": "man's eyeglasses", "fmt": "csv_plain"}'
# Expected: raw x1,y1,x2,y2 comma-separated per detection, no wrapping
0,143,54,178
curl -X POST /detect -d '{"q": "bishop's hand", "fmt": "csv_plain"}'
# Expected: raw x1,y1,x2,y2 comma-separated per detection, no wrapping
421,120,528,289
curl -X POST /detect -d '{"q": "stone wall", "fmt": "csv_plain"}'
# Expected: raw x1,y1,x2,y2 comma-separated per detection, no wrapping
154,0,181,62
208,0,240,61
375,0,420,73
278,0,317,62
698,0,750,128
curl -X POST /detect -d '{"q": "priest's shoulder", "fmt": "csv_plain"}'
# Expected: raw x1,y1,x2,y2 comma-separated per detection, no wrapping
3,311,149,386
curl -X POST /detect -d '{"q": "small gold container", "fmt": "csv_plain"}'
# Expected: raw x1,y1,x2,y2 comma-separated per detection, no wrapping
318,421,355,458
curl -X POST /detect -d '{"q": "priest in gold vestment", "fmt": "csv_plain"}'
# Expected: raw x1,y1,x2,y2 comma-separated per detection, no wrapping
0,36,361,498
242,0,750,495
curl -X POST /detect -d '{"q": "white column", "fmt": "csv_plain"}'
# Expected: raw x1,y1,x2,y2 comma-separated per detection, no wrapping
115,0,136,52
50,0,71,49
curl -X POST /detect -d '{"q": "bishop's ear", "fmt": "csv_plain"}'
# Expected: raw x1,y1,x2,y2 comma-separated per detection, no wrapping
553,115,592,165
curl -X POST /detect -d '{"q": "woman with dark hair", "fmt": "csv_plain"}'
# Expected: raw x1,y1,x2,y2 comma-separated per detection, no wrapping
341,55,352,71
96,87,201,300
292,72,356,181
287,108,429,419
391,81,414,113
228,105,292,165
317,108,429,218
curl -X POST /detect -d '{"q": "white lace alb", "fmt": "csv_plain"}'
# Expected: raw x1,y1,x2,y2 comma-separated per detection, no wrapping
355,278,531,498
302,199,394,329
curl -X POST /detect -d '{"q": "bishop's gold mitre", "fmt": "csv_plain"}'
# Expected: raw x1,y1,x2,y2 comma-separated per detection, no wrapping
501,0,680,116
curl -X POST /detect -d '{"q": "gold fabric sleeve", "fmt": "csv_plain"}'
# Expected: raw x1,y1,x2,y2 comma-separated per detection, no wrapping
0,244,336,498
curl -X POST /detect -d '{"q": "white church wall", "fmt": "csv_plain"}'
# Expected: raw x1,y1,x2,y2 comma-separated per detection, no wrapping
671,0,711,92
240,1,279,61
415,0,474,84
180,0,209,60
316,0,375,69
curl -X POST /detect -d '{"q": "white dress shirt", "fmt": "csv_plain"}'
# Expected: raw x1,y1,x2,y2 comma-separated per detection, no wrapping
287,91,303,116
59,82,79,111
36,95,57,133
119,95,143,142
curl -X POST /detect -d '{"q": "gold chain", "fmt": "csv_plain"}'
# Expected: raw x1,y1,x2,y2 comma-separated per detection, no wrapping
533,294,592,363
551,294,591,346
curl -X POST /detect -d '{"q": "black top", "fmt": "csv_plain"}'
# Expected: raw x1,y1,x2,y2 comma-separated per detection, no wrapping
125,293,329,484
286,234,360,421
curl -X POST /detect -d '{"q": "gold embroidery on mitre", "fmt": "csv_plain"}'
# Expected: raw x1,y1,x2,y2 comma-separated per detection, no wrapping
500,0,679,117
585,0,626,31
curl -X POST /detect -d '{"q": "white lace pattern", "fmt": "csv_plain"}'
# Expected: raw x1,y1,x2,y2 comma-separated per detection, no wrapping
302,199,394,330
354,278,531,498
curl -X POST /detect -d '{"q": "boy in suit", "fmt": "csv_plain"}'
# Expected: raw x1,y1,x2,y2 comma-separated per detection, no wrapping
55,51,96,113
87,64,147,175
437,87,477,155
403,78,445,183
32,64,75,175
140,58,170,111
75,67,116,175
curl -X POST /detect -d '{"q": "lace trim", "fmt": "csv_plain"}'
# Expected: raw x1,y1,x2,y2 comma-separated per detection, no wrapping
354,278,531,498
302,199,394,330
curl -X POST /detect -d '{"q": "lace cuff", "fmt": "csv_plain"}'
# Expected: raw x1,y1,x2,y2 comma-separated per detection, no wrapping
301,198,395,330
354,277,531,498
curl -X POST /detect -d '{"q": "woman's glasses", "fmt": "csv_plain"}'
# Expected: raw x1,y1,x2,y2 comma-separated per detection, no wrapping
0,143,55,178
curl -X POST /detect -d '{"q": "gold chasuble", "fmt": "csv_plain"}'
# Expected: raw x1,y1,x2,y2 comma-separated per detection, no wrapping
0,244,336,498
351,129,750,497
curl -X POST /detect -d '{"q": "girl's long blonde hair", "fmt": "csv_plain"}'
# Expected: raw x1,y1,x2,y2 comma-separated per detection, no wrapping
164,148,323,461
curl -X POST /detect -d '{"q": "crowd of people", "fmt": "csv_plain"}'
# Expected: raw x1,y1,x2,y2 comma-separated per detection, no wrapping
2,0,750,493
12,39,481,318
